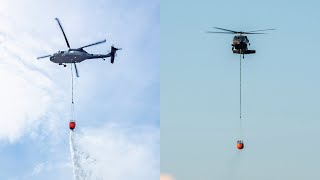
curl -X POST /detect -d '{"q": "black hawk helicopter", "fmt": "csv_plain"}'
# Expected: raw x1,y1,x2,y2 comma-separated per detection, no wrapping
37,18,121,77
207,27,274,58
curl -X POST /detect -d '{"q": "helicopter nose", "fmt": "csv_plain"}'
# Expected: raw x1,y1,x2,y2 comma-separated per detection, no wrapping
49,56,56,61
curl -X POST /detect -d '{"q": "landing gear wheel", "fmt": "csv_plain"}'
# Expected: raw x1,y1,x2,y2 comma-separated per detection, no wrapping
64,64,67,67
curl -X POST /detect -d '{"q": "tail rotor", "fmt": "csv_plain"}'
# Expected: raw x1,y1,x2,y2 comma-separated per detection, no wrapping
110,45,122,64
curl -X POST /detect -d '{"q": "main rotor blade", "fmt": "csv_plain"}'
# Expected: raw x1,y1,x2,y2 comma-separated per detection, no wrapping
78,39,106,49
74,63,79,77
213,27,237,33
206,31,235,34
55,18,70,48
37,55,51,59
246,28,276,33
244,32,267,34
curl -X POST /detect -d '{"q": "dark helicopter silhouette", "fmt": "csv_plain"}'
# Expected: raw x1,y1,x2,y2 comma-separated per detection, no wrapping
207,27,274,58
37,18,121,77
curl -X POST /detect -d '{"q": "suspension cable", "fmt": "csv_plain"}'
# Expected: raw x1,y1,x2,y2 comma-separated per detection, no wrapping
239,54,242,138
70,64,75,121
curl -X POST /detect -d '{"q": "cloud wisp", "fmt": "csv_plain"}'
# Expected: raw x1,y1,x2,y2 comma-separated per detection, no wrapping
73,123,160,180
0,13,63,143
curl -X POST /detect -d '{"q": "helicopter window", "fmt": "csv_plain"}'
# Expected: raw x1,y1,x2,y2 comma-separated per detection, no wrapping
234,37,240,40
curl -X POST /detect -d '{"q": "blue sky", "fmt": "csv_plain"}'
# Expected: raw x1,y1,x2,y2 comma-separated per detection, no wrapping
0,0,159,179
161,0,320,179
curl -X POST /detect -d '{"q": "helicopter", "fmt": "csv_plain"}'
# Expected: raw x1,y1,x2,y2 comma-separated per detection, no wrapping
37,18,121,77
206,27,274,58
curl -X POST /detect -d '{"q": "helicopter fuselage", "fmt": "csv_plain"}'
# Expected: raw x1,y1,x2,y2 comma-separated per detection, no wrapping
207,27,275,56
232,35,255,55
232,35,249,50
50,49,111,64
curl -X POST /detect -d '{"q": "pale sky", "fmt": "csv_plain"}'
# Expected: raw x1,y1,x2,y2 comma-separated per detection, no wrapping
162,0,320,179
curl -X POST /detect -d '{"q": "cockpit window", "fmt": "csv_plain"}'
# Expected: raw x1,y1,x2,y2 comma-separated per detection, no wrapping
234,36,240,40
234,36,246,41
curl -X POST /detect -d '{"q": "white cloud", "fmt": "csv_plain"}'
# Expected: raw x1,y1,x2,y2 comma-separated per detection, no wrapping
31,163,45,176
73,123,160,180
0,14,63,142
31,123,159,180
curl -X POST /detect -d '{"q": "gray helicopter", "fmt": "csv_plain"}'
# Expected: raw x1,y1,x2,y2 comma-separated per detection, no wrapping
37,18,121,77
207,27,274,58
